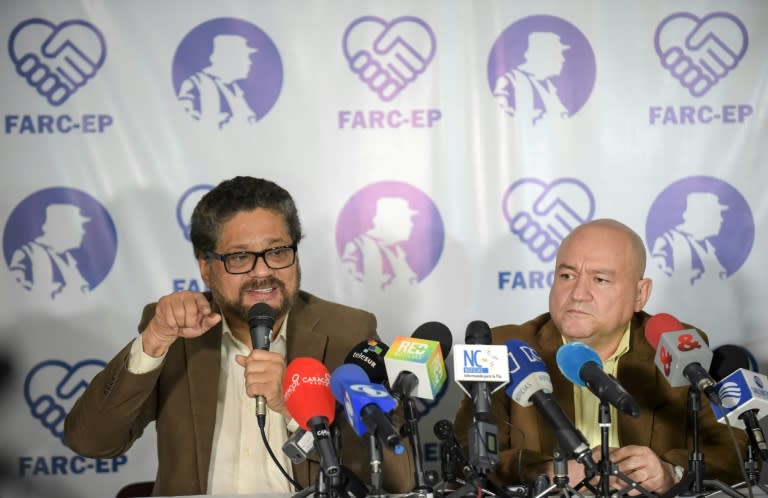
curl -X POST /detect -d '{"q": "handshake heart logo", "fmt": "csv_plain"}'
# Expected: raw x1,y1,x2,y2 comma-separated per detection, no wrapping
654,12,748,98
342,16,436,102
24,359,106,443
9,19,107,106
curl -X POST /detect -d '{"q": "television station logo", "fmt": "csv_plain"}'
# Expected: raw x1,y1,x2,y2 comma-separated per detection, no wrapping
6,18,114,134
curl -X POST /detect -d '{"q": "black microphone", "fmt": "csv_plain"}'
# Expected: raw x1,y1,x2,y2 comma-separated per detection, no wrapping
505,339,596,472
248,302,275,422
344,338,390,385
464,320,494,419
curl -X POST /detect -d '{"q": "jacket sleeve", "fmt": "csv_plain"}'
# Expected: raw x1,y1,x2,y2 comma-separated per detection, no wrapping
63,302,161,458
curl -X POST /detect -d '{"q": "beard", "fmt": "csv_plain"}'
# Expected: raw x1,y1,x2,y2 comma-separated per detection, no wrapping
211,265,301,328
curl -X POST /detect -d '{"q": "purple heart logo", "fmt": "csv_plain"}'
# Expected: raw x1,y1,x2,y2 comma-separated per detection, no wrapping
654,12,748,97
342,16,436,102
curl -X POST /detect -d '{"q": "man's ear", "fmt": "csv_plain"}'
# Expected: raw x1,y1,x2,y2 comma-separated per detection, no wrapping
635,278,652,312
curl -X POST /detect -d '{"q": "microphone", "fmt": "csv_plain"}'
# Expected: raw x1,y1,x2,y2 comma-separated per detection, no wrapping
384,322,452,400
453,320,510,418
645,313,721,406
344,338,390,384
708,346,768,462
329,363,405,455
556,342,640,417
505,339,596,472
282,357,340,476
248,303,275,422
452,320,509,474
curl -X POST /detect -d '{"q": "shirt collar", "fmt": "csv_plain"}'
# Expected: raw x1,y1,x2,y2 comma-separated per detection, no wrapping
221,310,290,347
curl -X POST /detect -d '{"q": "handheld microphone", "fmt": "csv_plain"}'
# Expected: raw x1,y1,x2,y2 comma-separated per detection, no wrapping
505,339,596,472
645,313,720,406
556,342,640,417
329,363,405,455
708,346,768,462
248,303,275,421
283,357,340,476
384,322,452,400
344,338,390,385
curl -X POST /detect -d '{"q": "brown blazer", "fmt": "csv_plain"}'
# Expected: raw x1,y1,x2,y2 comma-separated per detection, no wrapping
453,311,747,485
64,290,414,496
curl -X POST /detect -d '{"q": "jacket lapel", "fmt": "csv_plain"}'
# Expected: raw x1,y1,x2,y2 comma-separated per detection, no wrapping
616,314,657,447
185,322,222,492
286,293,329,364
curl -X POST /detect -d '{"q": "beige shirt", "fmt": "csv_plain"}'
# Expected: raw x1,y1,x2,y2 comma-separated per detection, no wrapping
129,314,297,494
570,322,632,449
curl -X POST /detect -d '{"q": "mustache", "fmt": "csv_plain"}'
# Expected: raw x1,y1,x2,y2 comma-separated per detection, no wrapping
240,278,285,294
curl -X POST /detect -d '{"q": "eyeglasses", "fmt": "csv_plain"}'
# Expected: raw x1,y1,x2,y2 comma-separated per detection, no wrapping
206,244,297,274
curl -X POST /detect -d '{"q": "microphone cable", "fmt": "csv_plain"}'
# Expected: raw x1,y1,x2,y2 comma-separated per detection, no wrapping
258,422,303,492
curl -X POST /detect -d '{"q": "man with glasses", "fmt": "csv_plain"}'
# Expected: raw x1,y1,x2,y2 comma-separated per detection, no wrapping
64,176,414,496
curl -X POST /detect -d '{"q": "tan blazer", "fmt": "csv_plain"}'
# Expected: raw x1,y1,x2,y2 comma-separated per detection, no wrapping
453,311,747,486
64,291,414,496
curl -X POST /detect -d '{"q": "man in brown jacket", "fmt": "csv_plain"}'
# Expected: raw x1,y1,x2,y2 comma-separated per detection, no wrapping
454,219,746,495
64,176,413,496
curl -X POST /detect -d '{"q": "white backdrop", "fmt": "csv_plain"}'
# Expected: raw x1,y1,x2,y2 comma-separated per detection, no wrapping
1,1,767,496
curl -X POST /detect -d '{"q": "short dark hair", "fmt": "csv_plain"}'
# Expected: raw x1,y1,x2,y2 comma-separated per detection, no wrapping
189,176,303,259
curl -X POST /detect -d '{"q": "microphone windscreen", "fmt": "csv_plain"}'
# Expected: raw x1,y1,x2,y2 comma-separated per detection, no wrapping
329,363,369,402
465,320,492,345
505,339,553,406
344,338,389,384
556,342,602,388
283,357,335,430
710,344,755,381
413,321,453,358
248,302,275,328
644,312,684,349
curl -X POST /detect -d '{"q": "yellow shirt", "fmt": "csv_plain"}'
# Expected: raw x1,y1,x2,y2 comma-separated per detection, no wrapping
569,322,631,449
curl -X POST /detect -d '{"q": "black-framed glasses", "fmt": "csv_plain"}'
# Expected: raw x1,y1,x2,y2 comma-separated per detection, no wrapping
206,244,297,274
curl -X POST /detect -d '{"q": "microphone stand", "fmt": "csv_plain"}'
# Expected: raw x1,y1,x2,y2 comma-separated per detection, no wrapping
367,434,386,498
662,387,743,498
733,444,768,494
292,423,344,498
532,448,587,498
575,401,655,498
401,396,434,497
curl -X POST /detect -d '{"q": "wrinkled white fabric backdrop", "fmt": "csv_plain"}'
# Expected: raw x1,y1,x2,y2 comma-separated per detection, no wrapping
1,1,766,496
